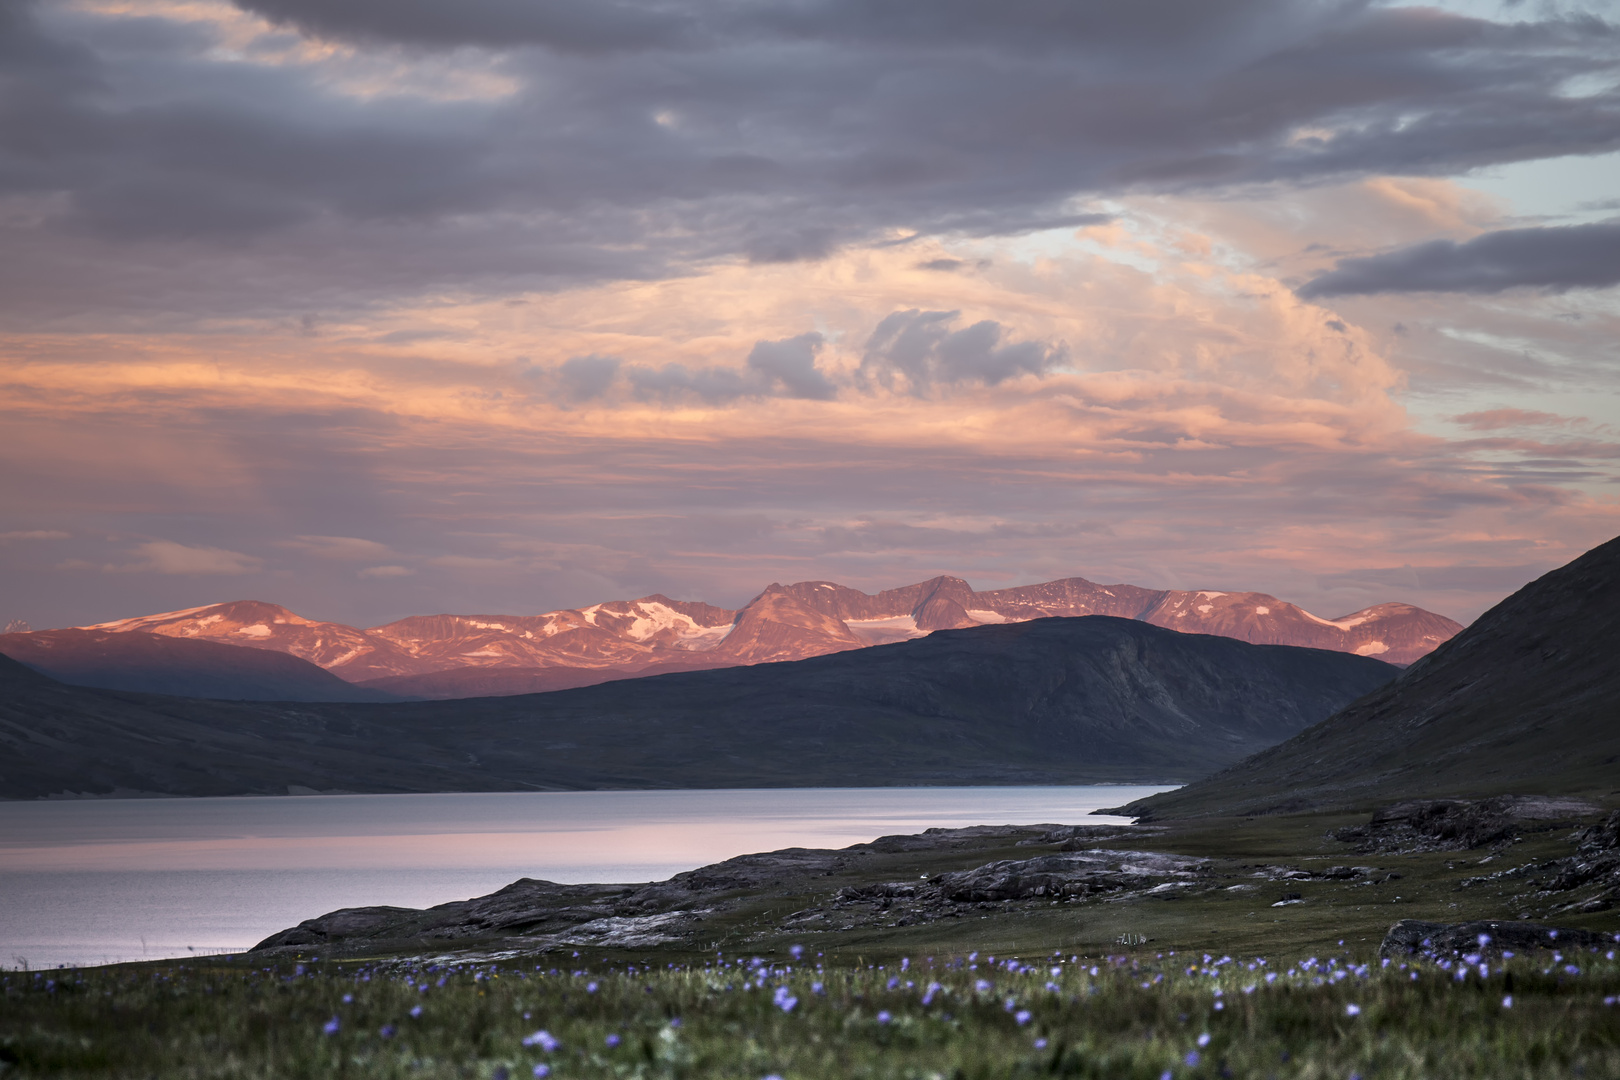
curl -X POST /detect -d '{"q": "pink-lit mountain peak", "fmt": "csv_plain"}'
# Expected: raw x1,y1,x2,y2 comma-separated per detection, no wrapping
71,573,1463,695
82,599,406,675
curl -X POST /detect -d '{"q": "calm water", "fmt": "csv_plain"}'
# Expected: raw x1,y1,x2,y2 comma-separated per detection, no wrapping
0,786,1170,970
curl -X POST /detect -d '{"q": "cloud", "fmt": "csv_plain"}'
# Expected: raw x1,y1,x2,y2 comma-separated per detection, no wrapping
358,564,414,578
1451,409,1582,431
554,354,623,402
538,333,837,404
0,0,1616,327
3,168,1618,630
237,0,691,53
1298,223,1620,297
282,535,395,559
1316,563,1550,596
745,332,837,400
860,310,1064,395
0,530,70,540
116,541,263,575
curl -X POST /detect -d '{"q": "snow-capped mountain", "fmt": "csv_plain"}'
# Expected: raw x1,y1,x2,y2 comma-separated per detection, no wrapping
72,572,1463,697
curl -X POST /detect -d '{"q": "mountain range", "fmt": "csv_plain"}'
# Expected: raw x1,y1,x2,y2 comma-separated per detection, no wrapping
0,616,1396,799
1116,534,1620,819
48,573,1460,700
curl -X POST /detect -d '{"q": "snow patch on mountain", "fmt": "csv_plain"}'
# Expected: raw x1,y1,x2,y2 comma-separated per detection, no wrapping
845,615,926,646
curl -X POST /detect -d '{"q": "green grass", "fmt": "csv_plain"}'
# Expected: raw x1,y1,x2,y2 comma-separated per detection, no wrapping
5,943,1619,1079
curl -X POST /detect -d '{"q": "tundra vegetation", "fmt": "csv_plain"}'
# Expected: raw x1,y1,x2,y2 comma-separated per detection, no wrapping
5,811,1618,1079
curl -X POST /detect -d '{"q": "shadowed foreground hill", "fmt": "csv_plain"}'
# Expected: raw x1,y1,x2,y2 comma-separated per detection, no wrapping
1117,536,1620,821
0,628,396,702
0,616,1393,799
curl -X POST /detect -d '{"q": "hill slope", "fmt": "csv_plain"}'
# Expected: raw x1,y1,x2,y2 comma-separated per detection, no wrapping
0,629,396,702
0,616,1395,799
1115,536,1620,820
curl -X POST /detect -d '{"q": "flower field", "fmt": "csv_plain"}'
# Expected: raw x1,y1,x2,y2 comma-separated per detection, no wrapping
4,939,1618,1079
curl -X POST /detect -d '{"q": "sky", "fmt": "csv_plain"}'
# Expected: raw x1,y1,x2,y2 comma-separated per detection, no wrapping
2,0,1618,631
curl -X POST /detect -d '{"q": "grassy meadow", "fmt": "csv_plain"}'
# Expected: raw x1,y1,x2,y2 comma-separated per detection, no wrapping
5,941,1619,1079
6,810,1618,1078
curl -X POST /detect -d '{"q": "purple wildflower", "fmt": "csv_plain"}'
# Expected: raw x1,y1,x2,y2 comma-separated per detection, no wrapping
606,1034,621,1048
1186,1050,1202,1067
1015,1010,1032,1026
322,1016,340,1036
410,1005,422,1018
877,1010,892,1024
532,1066,549,1078
522,1030,559,1052
1346,1003,1361,1016
1197,1033,1210,1047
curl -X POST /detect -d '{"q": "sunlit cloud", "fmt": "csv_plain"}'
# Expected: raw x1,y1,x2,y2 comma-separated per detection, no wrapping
1,0,1617,631
87,540,265,576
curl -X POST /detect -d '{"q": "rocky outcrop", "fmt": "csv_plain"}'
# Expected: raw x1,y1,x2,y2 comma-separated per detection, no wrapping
933,850,1207,902
249,827,1205,956
1327,797,1600,854
1378,919,1616,959
1458,811,1620,915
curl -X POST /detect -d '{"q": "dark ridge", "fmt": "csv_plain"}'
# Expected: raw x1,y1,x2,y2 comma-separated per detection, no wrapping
0,628,398,702
0,615,1394,799
1114,535,1620,820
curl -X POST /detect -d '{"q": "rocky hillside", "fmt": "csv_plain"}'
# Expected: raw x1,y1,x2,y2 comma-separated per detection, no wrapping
1115,535,1620,820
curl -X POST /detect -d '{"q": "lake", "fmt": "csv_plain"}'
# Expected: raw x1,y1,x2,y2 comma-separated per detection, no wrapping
0,785,1170,970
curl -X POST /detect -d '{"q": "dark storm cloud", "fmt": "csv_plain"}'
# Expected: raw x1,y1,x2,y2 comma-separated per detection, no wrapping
1298,222,1620,296
1,0,1618,320
237,0,691,53
861,311,1064,394
554,355,623,401
535,333,837,405
745,333,837,400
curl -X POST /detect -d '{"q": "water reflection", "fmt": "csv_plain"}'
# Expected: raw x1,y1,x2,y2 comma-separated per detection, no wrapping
0,786,1170,969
